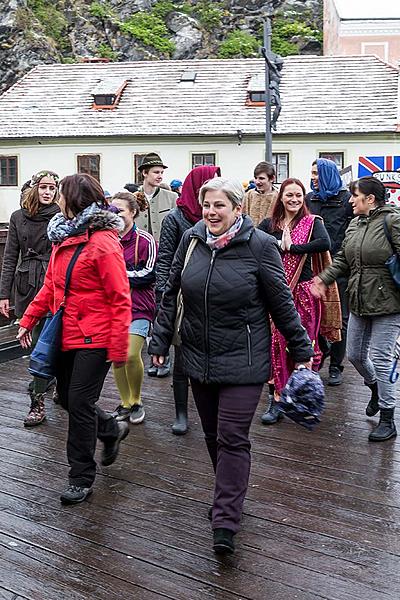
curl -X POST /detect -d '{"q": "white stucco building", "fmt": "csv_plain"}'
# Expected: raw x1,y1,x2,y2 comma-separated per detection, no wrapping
0,55,399,221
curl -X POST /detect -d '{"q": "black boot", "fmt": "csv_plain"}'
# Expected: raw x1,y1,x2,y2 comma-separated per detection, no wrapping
365,381,379,417
171,381,188,435
261,396,283,425
369,408,397,442
213,528,235,555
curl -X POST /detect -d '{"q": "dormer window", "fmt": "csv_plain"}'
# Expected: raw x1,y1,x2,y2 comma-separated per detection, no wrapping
92,79,128,110
246,74,266,107
93,94,116,106
248,91,265,104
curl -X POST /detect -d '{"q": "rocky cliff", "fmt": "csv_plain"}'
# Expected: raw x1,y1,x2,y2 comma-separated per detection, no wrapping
1,0,322,93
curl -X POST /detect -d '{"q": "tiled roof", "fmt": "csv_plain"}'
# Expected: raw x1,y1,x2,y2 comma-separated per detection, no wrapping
0,55,398,138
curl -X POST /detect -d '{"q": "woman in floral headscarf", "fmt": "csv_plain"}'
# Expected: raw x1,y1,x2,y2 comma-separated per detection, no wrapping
156,164,221,434
0,170,60,426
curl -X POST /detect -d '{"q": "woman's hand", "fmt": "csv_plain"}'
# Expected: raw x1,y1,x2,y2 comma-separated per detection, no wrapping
0,299,10,318
152,355,165,368
16,327,32,349
282,226,292,251
311,276,328,299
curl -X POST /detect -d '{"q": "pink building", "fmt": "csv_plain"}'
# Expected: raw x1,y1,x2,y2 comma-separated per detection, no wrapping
324,0,400,66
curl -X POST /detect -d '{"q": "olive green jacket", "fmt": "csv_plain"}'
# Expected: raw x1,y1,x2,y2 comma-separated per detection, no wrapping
319,205,400,316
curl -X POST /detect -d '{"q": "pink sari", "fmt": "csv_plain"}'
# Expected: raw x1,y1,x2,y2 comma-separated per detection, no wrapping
271,215,322,393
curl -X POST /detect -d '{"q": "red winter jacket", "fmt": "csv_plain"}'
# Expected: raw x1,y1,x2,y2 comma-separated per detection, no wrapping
20,228,132,363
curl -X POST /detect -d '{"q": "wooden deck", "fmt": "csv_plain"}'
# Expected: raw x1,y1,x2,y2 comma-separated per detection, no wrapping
1,354,400,599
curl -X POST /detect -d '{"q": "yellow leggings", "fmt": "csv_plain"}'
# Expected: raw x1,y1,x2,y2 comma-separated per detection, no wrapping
113,334,145,408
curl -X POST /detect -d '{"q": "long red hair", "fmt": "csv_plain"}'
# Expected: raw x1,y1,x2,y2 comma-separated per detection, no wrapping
270,178,309,232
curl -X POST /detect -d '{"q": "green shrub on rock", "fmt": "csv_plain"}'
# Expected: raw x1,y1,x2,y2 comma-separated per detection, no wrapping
218,31,259,59
119,13,175,56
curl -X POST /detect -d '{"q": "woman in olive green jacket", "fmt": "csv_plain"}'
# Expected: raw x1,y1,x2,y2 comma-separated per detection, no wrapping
312,176,400,442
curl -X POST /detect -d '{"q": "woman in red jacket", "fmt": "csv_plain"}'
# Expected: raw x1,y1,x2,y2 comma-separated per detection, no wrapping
17,174,132,505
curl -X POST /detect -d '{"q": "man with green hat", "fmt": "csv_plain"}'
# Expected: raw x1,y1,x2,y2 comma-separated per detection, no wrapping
136,152,176,378
136,152,177,242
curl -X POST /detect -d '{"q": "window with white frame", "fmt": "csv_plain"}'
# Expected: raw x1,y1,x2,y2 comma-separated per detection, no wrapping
0,156,18,186
318,152,344,169
77,154,100,181
191,153,216,168
272,153,289,183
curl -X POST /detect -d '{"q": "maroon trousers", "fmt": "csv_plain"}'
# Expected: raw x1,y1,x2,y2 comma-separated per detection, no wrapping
190,379,263,533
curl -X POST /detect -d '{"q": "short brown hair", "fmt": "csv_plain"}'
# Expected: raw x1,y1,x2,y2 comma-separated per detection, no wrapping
254,161,275,180
60,173,105,216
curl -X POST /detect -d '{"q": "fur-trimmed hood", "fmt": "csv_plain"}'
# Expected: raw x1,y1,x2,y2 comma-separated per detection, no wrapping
88,210,124,232
47,203,124,243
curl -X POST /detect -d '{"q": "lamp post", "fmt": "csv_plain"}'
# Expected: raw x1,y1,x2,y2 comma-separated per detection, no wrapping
263,17,273,163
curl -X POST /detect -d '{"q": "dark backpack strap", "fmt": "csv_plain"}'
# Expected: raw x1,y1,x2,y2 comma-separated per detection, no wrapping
383,216,396,254
63,243,86,297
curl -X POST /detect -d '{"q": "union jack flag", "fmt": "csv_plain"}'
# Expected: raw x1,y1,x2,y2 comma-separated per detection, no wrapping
358,155,400,177
358,156,400,206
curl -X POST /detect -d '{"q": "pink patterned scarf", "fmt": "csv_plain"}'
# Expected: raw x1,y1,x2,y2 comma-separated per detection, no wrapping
206,215,243,250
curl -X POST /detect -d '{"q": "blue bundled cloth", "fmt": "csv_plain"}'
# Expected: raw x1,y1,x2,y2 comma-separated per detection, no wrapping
310,158,345,201
277,367,325,431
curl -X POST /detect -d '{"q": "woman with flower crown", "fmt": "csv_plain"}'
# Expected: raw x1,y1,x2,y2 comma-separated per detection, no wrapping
0,170,60,426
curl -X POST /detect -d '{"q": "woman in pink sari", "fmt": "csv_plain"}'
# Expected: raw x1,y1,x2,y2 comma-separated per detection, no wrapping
258,178,331,424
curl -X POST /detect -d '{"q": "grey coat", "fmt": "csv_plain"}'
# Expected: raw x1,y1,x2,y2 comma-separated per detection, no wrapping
0,204,59,316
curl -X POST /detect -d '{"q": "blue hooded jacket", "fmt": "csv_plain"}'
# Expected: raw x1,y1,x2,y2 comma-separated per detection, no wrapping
311,158,345,201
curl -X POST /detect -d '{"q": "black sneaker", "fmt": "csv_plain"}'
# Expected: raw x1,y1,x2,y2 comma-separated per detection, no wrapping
101,421,129,466
157,356,171,378
213,528,235,555
328,366,343,386
111,405,131,421
60,485,93,505
147,364,158,377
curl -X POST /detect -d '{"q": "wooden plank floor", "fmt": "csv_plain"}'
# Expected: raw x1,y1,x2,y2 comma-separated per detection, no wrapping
0,353,400,599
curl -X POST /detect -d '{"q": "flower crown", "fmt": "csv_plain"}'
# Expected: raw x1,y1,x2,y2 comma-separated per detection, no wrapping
30,171,60,187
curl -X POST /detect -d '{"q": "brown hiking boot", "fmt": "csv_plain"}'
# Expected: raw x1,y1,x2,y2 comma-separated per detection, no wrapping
24,392,46,427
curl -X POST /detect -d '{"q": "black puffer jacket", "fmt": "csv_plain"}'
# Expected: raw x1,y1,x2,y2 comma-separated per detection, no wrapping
305,189,352,256
156,207,193,302
149,216,313,385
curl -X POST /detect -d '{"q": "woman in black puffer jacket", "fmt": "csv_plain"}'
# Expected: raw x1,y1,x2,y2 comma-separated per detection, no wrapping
155,165,220,435
150,177,313,555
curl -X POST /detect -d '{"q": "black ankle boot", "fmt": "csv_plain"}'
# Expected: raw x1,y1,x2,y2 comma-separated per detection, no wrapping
369,408,397,442
261,396,283,425
213,528,235,554
171,381,188,435
366,382,379,417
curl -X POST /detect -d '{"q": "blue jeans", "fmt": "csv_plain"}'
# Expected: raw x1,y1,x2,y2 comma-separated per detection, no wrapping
347,313,400,409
